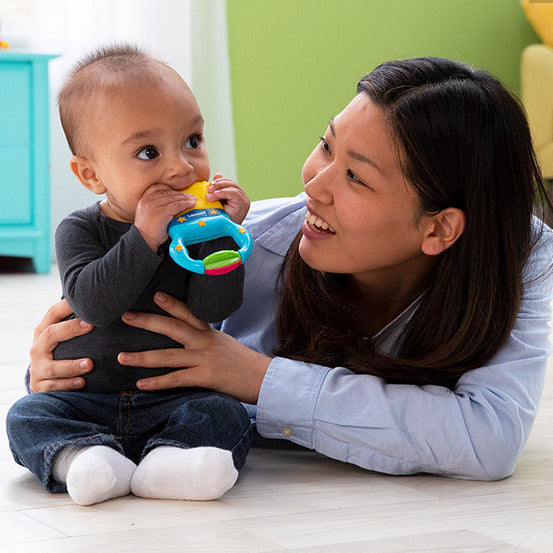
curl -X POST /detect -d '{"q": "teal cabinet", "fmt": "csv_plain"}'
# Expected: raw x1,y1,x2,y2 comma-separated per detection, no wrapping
0,52,58,273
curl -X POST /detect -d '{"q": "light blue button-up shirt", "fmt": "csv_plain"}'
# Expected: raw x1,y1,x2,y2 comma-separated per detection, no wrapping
219,193,553,480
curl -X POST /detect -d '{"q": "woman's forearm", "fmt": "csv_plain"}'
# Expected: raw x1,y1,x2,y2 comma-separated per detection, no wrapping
256,347,547,481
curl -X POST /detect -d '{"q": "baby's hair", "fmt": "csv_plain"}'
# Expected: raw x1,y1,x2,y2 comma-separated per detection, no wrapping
58,43,167,156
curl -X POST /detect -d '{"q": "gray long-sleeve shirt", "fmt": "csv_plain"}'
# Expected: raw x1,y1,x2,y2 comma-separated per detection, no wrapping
53,202,244,392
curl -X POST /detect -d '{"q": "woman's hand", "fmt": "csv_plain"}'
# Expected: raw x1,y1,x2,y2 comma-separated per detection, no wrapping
29,299,94,392
119,292,271,404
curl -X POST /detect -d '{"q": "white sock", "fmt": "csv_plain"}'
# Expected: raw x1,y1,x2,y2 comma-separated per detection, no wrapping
53,445,136,506
131,446,238,501
52,444,86,484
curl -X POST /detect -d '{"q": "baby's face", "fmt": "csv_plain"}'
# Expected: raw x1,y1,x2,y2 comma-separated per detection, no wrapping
85,71,210,223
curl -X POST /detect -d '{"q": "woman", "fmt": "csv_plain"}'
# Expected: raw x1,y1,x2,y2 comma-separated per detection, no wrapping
23,57,553,481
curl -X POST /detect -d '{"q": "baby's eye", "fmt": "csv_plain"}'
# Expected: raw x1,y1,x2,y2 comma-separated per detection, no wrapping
186,134,203,149
137,146,159,160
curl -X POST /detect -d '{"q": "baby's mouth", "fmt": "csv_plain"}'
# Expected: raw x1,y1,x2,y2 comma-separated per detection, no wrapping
305,211,335,233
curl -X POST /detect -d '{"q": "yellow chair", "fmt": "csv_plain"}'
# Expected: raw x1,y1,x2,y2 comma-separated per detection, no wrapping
521,44,553,180
520,1,553,180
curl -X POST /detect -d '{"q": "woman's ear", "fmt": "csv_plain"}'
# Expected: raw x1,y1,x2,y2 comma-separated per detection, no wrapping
69,156,106,195
421,208,465,256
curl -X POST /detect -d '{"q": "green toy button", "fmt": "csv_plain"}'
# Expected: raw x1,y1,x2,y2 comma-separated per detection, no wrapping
202,250,242,270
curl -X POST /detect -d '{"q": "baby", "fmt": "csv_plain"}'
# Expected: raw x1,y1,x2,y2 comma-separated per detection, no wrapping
7,44,252,505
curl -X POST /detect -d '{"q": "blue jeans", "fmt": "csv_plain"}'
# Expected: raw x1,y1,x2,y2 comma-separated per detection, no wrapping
6,389,252,493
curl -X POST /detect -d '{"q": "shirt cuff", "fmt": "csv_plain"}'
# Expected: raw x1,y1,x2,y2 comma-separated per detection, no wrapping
256,356,332,448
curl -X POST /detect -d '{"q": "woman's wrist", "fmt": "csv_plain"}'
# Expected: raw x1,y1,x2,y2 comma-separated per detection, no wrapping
240,350,272,404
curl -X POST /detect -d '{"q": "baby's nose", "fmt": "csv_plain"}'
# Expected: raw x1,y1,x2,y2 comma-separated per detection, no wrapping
165,155,194,181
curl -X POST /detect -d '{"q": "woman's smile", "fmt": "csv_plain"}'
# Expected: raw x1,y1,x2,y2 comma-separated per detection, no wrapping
302,208,336,240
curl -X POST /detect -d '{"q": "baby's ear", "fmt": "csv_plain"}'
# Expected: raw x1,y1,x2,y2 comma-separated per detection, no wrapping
69,156,106,195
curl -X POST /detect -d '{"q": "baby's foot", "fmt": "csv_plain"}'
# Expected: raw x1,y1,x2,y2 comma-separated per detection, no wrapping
57,445,136,506
131,446,238,501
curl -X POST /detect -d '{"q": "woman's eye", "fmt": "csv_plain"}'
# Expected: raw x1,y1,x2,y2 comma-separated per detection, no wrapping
319,137,330,153
137,147,159,160
347,169,363,184
186,134,203,149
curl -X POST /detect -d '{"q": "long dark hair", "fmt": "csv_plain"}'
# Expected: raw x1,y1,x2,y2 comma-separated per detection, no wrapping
275,57,551,388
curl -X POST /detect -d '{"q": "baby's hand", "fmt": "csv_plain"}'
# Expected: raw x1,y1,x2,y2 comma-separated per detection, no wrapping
135,184,197,251
206,173,250,224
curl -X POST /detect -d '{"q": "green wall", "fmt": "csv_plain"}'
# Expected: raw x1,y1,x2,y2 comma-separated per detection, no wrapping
226,0,539,200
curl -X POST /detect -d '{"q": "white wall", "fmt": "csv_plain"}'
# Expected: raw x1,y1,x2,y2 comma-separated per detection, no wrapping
3,0,235,262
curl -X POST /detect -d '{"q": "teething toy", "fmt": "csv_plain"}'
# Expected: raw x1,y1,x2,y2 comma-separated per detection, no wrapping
167,181,252,275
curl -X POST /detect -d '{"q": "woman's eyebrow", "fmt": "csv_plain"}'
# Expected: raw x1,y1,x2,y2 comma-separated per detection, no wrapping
348,150,383,174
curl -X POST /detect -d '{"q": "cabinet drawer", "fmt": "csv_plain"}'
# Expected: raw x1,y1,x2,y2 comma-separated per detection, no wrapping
0,62,31,145
0,146,31,224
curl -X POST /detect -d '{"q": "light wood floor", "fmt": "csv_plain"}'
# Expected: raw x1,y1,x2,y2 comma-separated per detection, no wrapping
1,261,553,553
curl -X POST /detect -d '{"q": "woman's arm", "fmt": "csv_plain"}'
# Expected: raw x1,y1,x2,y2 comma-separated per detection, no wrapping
256,352,546,481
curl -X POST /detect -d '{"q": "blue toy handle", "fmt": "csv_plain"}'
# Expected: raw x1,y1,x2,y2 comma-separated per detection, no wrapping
167,182,252,275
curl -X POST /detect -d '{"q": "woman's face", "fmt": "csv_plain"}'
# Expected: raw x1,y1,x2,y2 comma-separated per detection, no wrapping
300,93,437,295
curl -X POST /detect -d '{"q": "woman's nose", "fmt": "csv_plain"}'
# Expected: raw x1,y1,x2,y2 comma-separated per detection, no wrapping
303,164,334,205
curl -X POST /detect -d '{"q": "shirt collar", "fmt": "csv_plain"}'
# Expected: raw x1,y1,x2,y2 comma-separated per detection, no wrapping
246,193,307,257
371,293,424,355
